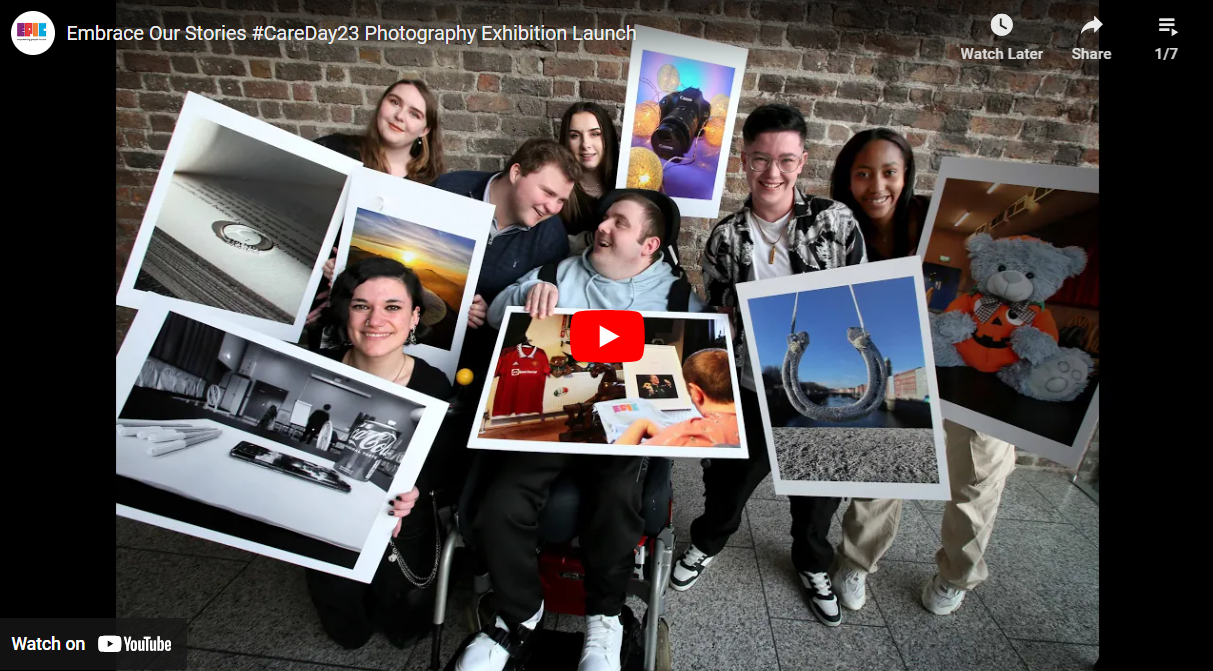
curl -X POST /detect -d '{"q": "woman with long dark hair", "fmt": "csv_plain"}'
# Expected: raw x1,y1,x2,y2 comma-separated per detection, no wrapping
829,128,928,261
304,257,452,651
558,101,620,255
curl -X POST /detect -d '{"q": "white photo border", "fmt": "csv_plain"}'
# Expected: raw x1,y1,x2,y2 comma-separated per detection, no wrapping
115,92,361,343
916,157,1099,468
334,166,494,384
115,294,449,583
737,256,951,500
467,307,750,459
616,24,749,220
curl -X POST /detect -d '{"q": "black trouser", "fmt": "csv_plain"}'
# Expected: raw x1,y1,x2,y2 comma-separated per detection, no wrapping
473,451,645,625
305,488,439,648
690,387,841,574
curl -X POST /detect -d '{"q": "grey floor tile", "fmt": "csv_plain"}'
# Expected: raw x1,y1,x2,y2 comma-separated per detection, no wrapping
116,548,247,620
975,576,1100,645
187,557,416,670
670,456,753,548
983,519,1099,586
1015,470,1088,509
185,648,274,670
770,618,905,671
117,516,256,562
1052,493,1099,548
662,547,778,671
404,589,475,670
877,502,942,564
747,498,826,548
1008,639,1100,671
755,544,885,626
869,561,1027,671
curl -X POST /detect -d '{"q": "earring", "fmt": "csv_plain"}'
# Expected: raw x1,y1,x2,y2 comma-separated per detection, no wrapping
407,329,417,346
414,137,422,149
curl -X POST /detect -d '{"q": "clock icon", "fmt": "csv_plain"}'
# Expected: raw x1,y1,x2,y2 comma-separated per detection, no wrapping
991,14,1013,36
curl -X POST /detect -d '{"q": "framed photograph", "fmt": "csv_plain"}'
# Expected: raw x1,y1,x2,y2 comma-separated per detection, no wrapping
917,158,1099,469
333,166,493,383
468,308,748,459
115,295,448,583
616,25,748,219
116,92,360,343
737,257,950,500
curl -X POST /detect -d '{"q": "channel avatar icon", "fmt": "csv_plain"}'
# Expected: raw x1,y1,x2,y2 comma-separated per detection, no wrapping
571,310,644,363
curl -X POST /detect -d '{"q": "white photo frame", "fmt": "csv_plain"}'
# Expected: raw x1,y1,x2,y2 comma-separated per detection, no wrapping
737,257,951,500
333,167,493,384
115,294,448,583
616,24,748,219
916,157,1100,469
468,307,749,459
116,92,361,343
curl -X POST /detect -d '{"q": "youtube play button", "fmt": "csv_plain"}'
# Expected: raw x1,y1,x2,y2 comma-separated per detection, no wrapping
571,310,644,363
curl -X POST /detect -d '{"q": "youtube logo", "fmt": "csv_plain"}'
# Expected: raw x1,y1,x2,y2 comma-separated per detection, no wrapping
571,311,644,363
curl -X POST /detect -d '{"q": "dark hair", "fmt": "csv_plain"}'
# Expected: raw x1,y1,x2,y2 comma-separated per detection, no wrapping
361,79,445,184
830,128,917,259
323,404,331,411
683,348,733,404
742,103,808,145
611,192,665,261
323,257,428,343
507,137,583,185
559,102,620,224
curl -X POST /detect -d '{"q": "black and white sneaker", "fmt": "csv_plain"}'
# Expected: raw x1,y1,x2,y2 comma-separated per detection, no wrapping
800,571,842,627
669,544,715,592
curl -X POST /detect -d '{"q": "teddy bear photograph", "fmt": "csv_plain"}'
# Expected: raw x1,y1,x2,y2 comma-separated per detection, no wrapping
920,162,1099,468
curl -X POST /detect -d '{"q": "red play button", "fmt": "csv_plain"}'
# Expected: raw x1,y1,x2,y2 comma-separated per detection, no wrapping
571,310,644,363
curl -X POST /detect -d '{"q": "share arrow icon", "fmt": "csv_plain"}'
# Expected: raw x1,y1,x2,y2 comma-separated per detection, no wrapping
1081,17,1102,34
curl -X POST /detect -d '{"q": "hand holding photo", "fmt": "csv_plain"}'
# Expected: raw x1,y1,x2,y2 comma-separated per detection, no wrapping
738,257,950,500
617,25,748,219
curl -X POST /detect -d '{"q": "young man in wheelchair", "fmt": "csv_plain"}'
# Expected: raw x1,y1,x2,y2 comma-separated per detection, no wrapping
453,192,700,671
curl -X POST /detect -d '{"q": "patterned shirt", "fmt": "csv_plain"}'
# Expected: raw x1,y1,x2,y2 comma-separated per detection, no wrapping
700,188,868,386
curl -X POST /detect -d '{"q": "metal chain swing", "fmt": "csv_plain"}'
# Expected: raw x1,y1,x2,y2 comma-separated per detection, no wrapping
781,286,891,422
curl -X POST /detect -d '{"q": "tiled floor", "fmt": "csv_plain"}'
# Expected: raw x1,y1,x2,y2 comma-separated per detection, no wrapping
116,463,1099,670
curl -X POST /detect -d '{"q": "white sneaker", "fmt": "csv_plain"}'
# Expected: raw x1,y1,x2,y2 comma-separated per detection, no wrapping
670,544,715,591
832,566,867,611
456,605,543,671
920,573,967,615
799,571,842,627
578,614,624,671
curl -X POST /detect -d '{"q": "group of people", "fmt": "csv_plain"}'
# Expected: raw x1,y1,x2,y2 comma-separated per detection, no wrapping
292,78,1021,671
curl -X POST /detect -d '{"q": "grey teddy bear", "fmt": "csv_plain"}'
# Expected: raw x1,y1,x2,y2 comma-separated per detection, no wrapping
931,233,1093,402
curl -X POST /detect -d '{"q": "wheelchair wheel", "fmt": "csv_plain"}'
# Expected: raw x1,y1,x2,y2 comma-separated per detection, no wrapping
655,618,671,671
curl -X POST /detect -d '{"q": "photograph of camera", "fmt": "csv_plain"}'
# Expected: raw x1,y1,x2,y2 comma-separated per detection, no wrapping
652,87,712,160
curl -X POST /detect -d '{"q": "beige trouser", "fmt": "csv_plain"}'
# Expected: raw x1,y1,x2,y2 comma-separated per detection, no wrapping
837,419,1017,591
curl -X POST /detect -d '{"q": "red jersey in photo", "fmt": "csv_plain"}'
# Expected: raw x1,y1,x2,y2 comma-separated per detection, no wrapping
492,344,551,416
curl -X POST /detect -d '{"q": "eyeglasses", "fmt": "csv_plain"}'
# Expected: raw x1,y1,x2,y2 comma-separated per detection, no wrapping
745,154,804,174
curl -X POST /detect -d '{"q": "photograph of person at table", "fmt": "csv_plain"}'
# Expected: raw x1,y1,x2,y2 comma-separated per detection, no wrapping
116,308,428,570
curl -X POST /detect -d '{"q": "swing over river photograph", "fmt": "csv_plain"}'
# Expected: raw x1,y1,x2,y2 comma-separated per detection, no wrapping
747,275,942,488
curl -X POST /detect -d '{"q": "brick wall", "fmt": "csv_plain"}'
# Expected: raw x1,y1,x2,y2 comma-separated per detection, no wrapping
115,2,1100,472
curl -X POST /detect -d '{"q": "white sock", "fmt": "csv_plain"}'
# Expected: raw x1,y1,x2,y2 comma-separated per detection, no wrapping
497,602,544,632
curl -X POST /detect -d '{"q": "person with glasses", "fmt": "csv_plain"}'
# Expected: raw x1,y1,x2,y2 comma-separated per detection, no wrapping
671,104,868,628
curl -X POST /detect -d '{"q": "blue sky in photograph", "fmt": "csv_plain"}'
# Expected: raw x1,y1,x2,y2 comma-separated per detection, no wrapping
352,208,475,272
750,277,926,389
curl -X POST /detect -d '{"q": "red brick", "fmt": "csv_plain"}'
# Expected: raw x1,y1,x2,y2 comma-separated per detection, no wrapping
199,57,247,77
598,62,621,80
1082,148,1098,165
867,34,920,57
748,49,801,68
144,74,170,92
585,39,630,57
138,93,184,113
704,22,758,44
554,80,575,97
243,81,291,99
892,109,944,131
1066,78,1098,99
259,101,282,119
1005,141,1056,161
293,83,313,100
1014,98,1067,117
331,106,353,124
467,94,513,113
991,70,1042,93
1048,2,1097,22
970,116,1024,136
249,60,273,78
123,132,147,149
276,62,323,81
478,74,500,92
282,103,327,121
908,64,958,84
544,59,595,78
358,47,381,64
170,56,199,74
464,51,512,72
116,90,138,108
581,81,625,102
785,77,837,97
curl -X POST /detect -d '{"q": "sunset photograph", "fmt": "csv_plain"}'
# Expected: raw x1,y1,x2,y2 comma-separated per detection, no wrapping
348,207,476,352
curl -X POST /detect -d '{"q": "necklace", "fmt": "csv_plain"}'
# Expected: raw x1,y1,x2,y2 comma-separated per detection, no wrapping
345,350,408,383
750,212,788,264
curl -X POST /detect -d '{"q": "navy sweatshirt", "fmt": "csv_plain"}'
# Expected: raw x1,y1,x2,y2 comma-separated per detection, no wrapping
431,170,569,304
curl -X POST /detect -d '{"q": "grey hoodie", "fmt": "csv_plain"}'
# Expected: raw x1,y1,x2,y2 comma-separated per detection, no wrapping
487,249,704,329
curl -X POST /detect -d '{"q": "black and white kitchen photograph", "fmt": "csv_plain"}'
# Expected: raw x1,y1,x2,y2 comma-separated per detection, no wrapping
115,297,447,582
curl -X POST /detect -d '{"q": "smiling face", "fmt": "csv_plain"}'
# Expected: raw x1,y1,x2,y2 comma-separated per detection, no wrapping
849,139,906,225
508,163,575,228
742,130,806,217
346,277,420,359
567,111,605,174
376,83,430,150
589,198,661,279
